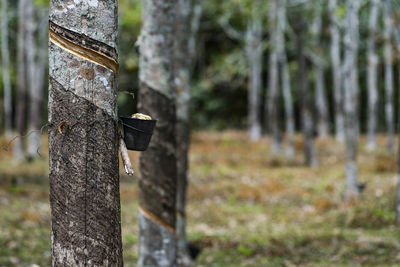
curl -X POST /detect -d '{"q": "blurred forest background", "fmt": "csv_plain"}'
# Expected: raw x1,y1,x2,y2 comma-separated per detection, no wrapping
2,0,400,266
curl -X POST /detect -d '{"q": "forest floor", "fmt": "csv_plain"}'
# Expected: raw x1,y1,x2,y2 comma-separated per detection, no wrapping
1,131,400,266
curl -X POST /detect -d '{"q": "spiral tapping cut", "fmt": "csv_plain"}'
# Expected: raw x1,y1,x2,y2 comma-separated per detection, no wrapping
48,1,122,263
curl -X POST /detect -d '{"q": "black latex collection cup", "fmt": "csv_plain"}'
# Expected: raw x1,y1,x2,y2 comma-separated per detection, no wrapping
120,116,157,151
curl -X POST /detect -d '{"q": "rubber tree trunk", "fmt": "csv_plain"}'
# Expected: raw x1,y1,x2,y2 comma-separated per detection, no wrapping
366,0,380,151
26,0,40,157
174,0,201,265
266,0,282,152
13,0,27,161
384,0,395,153
175,1,202,265
281,54,294,157
246,3,262,142
188,1,203,71
343,0,361,200
137,0,178,266
396,66,400,223
1,0,12,138
329,0,345,143
277,0,294,157
315,67,329,138
311,9,329,138
395,17,400,225
35,8,49,108
297,29,317,167
48,0,122,265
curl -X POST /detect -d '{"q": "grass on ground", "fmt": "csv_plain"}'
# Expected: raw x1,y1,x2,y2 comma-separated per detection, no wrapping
0,132,400,266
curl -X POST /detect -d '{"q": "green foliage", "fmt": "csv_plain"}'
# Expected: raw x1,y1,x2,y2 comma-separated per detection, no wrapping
34,0,49,7
335,3,347,20
2,0,400,132
237,245,254,257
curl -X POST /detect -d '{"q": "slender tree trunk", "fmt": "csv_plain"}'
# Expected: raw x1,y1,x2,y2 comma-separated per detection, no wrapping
384,0,395,153
281,54,294,157
137,0,178,266
176,1,202,265
394,9,400,225
311,10,329,138
14,0,27,160
246,9,262,142
343,0,361,200
297,29,317,167
35,8,49,105
315,67,329,138
267,0,281,151
277,0,294,157
396,66,400,223
219,2,261,142
1,0,12,138
366,0,380,151
174,0,202,265
329,0,345,143
48,1,122,265
188,1,203,72
26,0,41,157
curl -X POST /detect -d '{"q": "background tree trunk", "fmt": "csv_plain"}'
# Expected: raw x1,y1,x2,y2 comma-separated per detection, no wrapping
175,0,202,265
219,3,262,143
137,0,178,266
35,8,49,108
315,67,328,138
13,0,27,161
1,0,12,138
310,7,329,138
384,0,395,153
26,0,40,157
297,27,317,167
48,0,122,265
394,4,400,225
329,0,345,143
267,0,281,152
246,3,262,142
278,0,294,157
396,66,400,223
343,0,361,200
366,0,380,151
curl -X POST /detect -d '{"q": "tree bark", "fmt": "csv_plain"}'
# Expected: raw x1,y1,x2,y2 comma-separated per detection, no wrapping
1,0,12,138
315,67,329,138
35,8,49,111
175,1,202,265
174,0,202,265
13,0,27,161
310,7,329,138
48,1,122,265
383,0,395,153
394,7,400,225
396,66,400,223
329,0,345,143
277,0,294,157
266,0,282,152
297,27,317,167
281,54,294,157
246,2,262,142
343,0,361,200
366,0,380,151
137,0,178,266
26,0,41,157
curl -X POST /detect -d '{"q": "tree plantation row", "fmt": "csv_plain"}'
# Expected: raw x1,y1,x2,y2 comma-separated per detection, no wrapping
1,0,400,266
